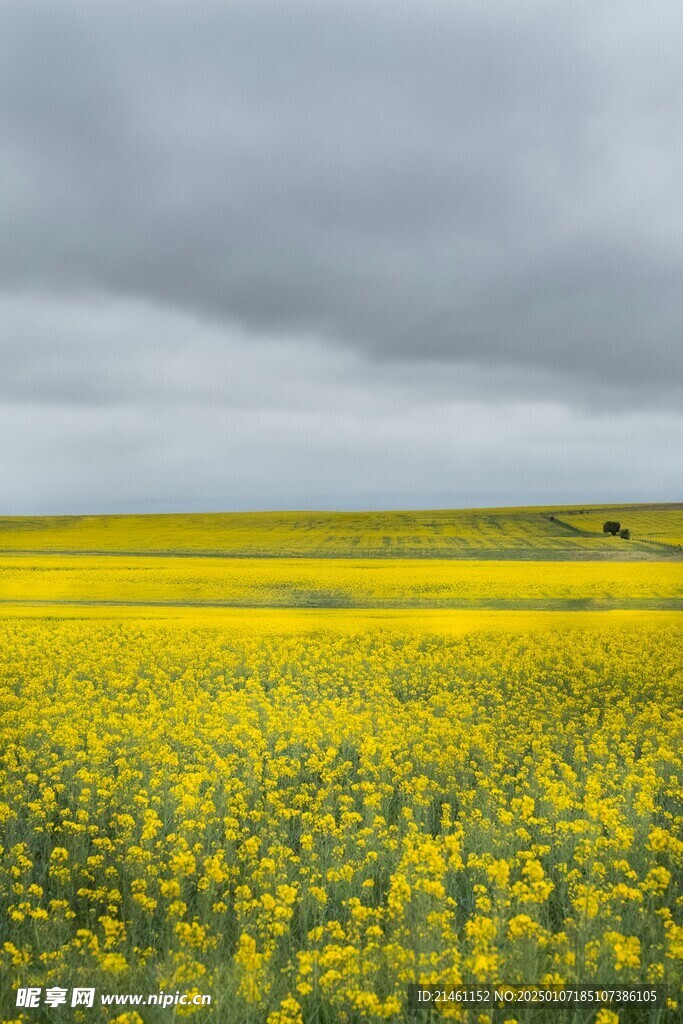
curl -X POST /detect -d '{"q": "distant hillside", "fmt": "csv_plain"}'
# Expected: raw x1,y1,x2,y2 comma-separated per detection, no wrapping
0,503,681,559
551,504,683,552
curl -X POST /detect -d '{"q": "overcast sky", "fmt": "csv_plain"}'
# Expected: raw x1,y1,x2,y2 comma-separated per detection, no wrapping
2,0,682,513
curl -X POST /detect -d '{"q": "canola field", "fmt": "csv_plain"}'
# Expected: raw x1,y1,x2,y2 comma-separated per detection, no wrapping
1,555,682,610
1,507,682,1023
1,503,681,559
0,617,681,1024
554,509,683,553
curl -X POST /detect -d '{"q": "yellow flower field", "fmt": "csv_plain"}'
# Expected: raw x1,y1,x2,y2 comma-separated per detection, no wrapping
1,555,682,610
1,613,681,1022
1,503,681,558
555,508,683,552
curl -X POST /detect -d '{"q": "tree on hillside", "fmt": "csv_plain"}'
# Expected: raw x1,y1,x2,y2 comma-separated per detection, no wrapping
603,521,621,535
620,528,630,539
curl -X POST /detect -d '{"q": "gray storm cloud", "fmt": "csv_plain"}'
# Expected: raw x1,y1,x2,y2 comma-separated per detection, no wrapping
2,0,682,390
1,1,682,511
2,292,682,514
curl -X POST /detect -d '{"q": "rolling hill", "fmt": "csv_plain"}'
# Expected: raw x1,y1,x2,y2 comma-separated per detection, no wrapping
0,502,681,559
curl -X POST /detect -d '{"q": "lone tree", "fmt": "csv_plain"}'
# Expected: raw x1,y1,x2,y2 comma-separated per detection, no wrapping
603,520,621,536
620,528,631,539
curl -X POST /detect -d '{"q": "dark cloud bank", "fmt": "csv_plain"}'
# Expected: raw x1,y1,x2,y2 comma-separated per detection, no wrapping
1,1,682,512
